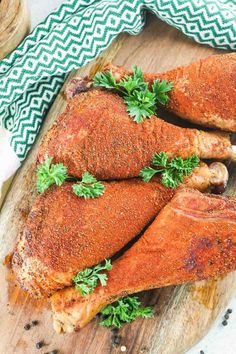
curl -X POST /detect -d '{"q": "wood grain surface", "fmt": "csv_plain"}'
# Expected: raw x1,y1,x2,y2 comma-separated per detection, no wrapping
0,0,30,59
0,15,235,354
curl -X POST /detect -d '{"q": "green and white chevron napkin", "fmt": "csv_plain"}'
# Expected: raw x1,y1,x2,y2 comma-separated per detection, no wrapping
0,0,235,192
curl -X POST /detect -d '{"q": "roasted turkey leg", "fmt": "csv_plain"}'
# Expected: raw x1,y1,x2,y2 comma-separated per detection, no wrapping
38,86,234,180
51,188,236,333
106,53,236,131
12,163,226,298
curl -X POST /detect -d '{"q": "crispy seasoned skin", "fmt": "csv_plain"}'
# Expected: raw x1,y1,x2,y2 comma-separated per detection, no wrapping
12,179,173,298
38,88,232,180
106,53,236,131
51,189,236,333
12,163,222,298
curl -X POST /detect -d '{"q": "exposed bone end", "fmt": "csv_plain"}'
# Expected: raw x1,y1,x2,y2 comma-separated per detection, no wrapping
51,286,106,334
185,162,229,193
65,76,92,99
184,163,211,192
231,146,236,161
52,314,75,334
209,162,229,194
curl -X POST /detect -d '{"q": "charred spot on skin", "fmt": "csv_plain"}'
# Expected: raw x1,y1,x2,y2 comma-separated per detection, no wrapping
224,238,236,250
197,237,213,250
184,237,213,272
185,257,197,271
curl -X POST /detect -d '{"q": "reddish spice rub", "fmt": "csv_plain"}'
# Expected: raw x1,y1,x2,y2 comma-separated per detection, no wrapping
51,189,236,333
12,179,174,298
12,162,218,299
38,88,231,180
106,53,236,131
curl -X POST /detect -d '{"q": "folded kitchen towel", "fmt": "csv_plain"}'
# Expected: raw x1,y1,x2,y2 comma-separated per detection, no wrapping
0,0,235,193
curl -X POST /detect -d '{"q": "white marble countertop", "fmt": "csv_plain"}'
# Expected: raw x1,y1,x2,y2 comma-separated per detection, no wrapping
28,1,236,353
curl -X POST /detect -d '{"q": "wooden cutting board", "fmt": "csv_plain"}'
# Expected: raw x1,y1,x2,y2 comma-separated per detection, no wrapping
0,0,30,59
0,14,236,354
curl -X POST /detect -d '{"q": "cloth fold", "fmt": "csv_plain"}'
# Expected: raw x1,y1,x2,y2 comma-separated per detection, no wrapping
0,0,235,192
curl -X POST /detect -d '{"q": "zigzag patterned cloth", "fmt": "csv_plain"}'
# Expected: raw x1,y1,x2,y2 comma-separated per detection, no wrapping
0,0,235,190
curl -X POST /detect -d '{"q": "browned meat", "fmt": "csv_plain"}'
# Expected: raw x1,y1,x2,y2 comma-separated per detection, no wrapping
51,189,236,333
106,53,236,131
38,87,233,180
12,163,224,298
12,179,171,298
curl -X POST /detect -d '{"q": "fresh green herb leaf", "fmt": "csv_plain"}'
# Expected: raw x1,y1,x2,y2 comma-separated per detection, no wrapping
36,157,68,193
124,89,156,123
73,259,112,296
152,80,174,105
72,172,105,199
93,71,118,90
132,65,144,81
93,67,173,123
37,160,105,200
169,155,200,176
139,166,159,183
152,151,168,167
161,169,183,188
140,152,200,188
119,76,139,95
100,296,153,328
80,171,97,184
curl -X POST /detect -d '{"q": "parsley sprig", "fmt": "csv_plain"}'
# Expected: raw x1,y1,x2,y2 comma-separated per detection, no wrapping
36,157,68,193
72,172,105,199
36,158,104,198
100,296,153,328
73,259,112,296
93,66,173,123
140,152,200,188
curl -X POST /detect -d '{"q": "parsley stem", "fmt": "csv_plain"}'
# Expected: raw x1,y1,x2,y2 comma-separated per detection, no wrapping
114,86,128,96
65,176,77,181
153,169,165,173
